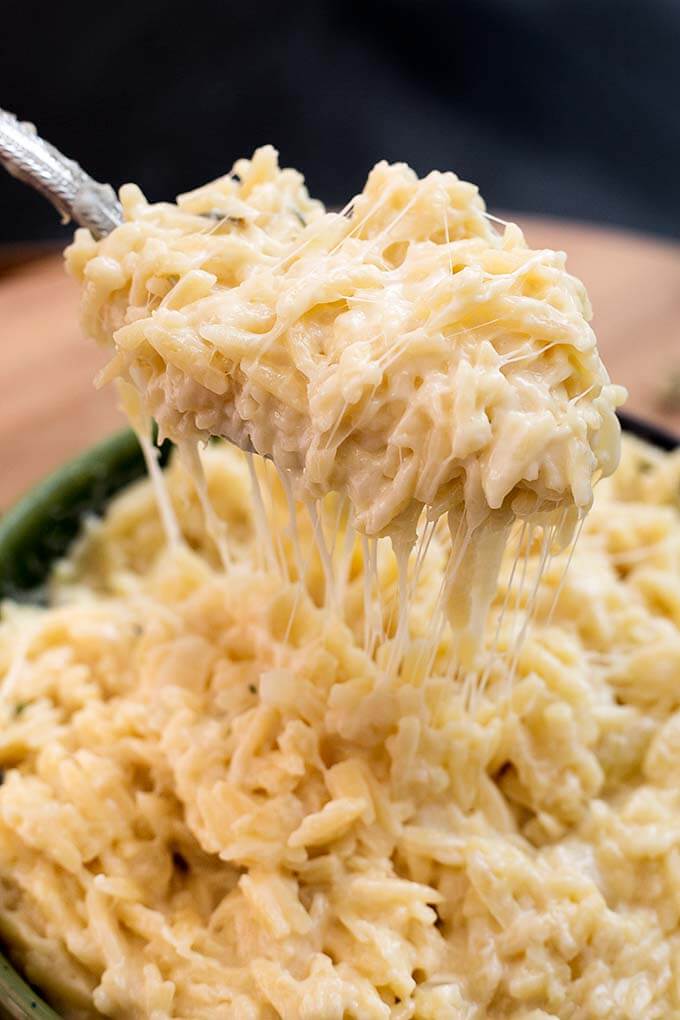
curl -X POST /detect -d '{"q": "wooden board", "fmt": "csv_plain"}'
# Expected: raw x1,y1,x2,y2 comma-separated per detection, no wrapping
1,217,679,509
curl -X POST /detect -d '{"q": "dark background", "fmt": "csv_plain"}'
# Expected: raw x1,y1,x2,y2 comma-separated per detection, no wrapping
1,0,678,244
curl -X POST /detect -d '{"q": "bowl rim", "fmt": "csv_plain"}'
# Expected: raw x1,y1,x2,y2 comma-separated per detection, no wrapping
0,411,676,1017
0,428,171,605
0,428,151,1019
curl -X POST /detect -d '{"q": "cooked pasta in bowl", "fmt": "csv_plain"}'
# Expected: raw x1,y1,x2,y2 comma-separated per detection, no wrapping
1,150,679,1019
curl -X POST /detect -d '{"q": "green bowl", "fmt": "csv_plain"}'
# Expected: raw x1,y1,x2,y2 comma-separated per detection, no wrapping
0,414,675,1018
0,428,169,1018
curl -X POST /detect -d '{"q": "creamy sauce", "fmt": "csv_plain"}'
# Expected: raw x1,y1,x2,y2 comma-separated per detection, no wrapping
1,437,680,1019
67,147,624,665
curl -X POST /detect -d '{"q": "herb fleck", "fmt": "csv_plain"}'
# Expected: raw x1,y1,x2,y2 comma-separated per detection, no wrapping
200,211,245,229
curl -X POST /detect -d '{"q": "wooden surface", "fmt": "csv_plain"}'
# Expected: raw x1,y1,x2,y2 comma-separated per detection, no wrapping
1,218,679,509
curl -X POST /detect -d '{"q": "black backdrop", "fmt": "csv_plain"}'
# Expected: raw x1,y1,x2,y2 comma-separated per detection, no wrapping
1,0,678,243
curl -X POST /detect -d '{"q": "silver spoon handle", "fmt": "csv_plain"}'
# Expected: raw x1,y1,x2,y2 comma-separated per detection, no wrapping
0,108,122,239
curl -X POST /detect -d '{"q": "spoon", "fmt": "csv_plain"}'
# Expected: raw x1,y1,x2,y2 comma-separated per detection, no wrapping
0,107,121,239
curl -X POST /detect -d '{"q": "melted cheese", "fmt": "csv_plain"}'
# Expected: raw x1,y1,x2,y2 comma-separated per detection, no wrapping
0,437,679,1019
66,148,624,662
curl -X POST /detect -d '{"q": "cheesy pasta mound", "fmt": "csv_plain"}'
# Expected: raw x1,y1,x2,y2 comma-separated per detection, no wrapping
66,150,624,663
66,146,623,534
1,435,680,1019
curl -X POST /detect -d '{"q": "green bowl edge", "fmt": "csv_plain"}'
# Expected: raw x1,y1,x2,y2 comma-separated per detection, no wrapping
0,428,154,1018
0,429,172,605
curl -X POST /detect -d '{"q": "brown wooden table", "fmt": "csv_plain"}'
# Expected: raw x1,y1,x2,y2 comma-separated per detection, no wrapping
1,218,679,509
